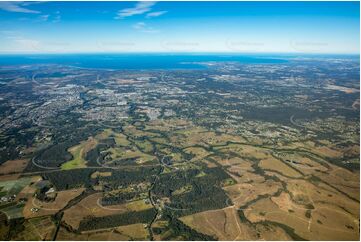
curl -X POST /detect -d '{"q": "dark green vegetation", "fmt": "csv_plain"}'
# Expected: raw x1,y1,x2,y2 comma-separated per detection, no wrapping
78,209,156,232
154,167,233,217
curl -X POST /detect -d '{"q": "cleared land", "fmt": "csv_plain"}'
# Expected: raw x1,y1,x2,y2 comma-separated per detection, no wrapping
62,193,152,230
23,188,85,218
0,159,29,175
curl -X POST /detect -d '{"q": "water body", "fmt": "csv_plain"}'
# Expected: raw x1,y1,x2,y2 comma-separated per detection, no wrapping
0,53,289,70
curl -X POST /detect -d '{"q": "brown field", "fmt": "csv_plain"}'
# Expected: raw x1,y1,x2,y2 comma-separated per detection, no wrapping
57,223,149,241
276,152,329,175
114,223,149,240
23,188,85,218
15,176,41,202
224,159,264,184
56,226,128,241
312,164,360,201
244,194,359,240
90,171,112,179
244,197,311,236
224,179,282,208
227,169,265,184
62,193,152,230
0,173,20,181
181,207,257,240
242,166,360,241
215,144,270,160
200,159,218,168
286,179,359,217
15,176,43,202
0,158,29,175
183,147,211,162
254,223,292,241
259,157,302,178
265,170,359,217
211,155,250,167
170,127,210,147
282,141,344,160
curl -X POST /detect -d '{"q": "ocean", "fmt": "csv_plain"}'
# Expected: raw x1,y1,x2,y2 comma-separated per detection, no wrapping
0,53,289,70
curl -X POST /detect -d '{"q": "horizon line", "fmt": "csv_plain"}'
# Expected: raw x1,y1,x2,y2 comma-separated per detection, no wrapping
0,51,359,56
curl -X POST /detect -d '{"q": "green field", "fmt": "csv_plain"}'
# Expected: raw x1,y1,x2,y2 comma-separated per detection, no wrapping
61,143,87,170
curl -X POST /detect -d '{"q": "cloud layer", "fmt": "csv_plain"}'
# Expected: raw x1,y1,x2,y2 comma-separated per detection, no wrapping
146,11,167,18
116,1,156,19
0,2,40,14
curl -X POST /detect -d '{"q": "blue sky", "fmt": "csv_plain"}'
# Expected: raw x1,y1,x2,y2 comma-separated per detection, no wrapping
0,1,359,54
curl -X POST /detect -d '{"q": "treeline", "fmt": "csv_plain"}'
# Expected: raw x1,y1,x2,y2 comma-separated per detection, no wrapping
85,138,116,167
162,213,216,241
154,167,233,217
0,120,37,165
101,191,137,205
170,178,230,217
42,166,159,191
34,142,73,168
154,167,231,197
153,169,198,197
78,208,156,232
43,168,98,190
25,118,103,172
25,121,102,171
100,167,159,190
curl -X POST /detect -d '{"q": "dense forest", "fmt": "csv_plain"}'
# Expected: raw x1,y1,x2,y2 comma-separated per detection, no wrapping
78,209,156,232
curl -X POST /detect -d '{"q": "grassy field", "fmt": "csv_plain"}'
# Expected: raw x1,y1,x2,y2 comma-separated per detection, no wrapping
0,203,24,219
113,133,130,146
61,137,97,170
61,143,86,170
0,177,32,197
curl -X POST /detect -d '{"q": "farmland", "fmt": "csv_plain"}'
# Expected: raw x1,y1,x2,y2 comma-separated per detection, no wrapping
0,55,359,240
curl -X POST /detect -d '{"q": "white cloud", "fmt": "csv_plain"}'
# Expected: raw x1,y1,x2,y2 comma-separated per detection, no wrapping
133,22,146,29
146,11,167,18
0,2,40,14
132,22,159,33
116,1,156,19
